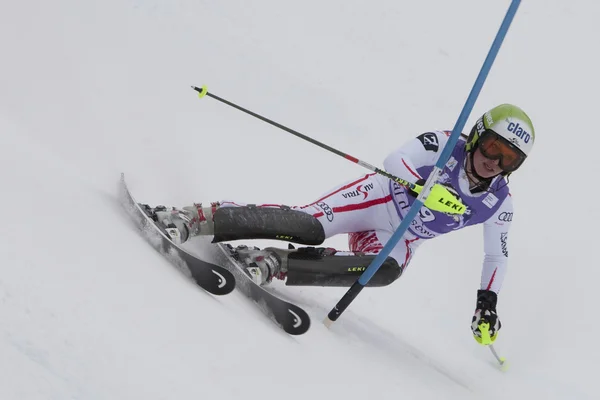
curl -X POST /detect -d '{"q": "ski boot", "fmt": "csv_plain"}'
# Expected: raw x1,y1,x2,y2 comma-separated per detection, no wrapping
141,203,219,245
229,245,289,285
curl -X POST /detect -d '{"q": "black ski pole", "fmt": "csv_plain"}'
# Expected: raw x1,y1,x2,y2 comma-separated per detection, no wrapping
191,85,419,191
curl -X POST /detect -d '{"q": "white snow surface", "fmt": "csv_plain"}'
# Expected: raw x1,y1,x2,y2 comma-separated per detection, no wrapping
1,1,598,399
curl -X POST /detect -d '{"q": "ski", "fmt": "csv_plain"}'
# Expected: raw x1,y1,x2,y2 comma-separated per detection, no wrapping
118,173,235,296
209,243,311,335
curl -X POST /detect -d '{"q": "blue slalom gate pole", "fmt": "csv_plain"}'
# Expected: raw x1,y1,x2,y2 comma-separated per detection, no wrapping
325,0,522,326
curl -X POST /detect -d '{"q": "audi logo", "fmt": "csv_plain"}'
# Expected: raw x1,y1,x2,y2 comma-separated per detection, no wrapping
317,202,334,222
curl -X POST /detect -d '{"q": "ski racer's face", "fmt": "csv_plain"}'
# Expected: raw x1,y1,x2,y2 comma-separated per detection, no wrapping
472,147,504,178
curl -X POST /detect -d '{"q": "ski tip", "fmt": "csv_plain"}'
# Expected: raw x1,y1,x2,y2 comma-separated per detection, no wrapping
281,307,310,335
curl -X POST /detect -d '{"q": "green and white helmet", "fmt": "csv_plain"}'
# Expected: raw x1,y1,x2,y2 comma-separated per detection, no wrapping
466,104,536,164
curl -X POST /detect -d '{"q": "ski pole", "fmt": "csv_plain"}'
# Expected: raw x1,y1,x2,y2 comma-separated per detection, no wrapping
191,85,417,188
191,85,464,215
489,345,508,370
478,321,509,369
324,0,522,326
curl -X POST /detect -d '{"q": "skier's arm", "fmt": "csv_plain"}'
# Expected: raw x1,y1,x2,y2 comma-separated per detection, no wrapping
481,196,514,294
471,197,513,343
383,131,450,183
386,131,466,215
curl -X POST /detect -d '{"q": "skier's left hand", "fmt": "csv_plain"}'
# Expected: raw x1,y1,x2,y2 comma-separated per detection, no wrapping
408,179,466,215
471,290,501,345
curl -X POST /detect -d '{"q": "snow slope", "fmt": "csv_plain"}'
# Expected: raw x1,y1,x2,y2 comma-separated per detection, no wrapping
1,1,598,399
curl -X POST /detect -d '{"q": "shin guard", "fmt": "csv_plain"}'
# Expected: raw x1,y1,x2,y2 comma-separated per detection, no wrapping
284,247,402,287
212,205,326,245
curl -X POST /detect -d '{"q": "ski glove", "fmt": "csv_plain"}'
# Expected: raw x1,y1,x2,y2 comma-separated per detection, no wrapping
408,179,460,198
407,179,465,215
471,289,501,345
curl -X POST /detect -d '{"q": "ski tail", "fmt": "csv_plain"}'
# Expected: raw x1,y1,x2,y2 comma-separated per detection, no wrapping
119,173,236,295
213,243,311,335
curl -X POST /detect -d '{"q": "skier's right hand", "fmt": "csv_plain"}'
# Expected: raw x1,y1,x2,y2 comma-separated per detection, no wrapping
408,179,465,215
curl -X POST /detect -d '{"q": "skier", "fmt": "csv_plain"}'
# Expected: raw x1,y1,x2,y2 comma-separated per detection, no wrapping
147,103,534,344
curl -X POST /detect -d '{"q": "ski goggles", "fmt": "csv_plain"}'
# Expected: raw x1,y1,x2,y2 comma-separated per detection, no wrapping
478,130,527,173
